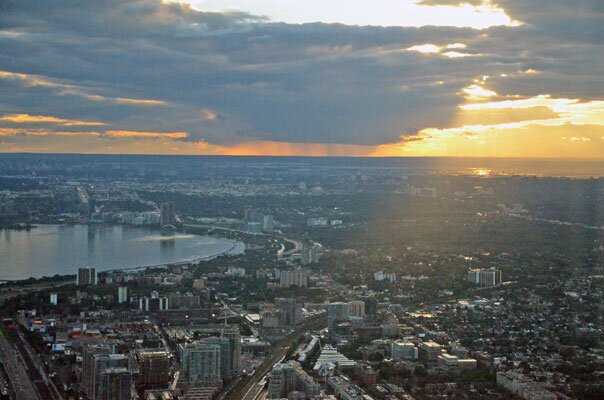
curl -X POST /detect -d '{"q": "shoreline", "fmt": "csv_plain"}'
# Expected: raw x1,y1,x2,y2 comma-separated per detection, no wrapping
0,224,244,283
101,239,242,274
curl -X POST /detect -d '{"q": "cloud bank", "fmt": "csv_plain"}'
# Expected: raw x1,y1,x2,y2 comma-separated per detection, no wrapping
0,0,602,156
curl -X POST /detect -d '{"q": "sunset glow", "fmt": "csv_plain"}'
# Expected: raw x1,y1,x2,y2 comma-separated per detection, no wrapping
0,0,602,158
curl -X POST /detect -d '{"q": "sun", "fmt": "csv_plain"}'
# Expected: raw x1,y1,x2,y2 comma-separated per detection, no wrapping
472,168,491,177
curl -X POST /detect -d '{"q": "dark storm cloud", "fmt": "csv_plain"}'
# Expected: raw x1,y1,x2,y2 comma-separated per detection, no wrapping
0,0,602,146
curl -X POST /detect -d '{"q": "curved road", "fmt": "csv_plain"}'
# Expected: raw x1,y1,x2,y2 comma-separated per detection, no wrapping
183,223,305,258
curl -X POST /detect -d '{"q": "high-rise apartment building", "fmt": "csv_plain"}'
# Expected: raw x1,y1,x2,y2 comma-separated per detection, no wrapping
280,268,308,288
267,363,295,399
276,298,297,327
327,302,349,333
262,214,274,232
202,337,232,381
363,297,378,321
268,361,320,399
467,268,502,287
221,325,241,378
301,244,322,265
348,301,366,318
160,202,176,227
98,367,134,400
82,347,136,400
77,267,97,286
136,349,171,389
179,342,222,384
118,286,128,304
138,296,169,312
83,344,113,398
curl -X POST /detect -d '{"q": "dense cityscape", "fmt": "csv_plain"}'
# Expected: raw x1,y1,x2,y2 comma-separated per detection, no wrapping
0,155,602,400
2,0,603,397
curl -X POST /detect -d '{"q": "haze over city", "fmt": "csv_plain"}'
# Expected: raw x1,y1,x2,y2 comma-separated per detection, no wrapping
0,2,603,400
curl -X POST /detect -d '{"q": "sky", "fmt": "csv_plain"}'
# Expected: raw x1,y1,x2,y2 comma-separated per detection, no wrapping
0,0,603,157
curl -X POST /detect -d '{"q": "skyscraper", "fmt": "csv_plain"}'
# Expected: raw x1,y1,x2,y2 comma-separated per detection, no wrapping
267,361,318,399
348,301,366,318
467,268,502,287
327,302,349,334
136,349,171,389
203,337,232,381
82,348,135,400
179,341,222,384
160,202,176,227
276,298,297,328
280,268,308,288
77,267,97,286
83,344,112,398
363,297,378,321
118,286,128,304
98,367,134,400
262,214,274,232
267,363,296,399
301,244,322,265
177,324,241,382
138,296,169,312
222,325,241,377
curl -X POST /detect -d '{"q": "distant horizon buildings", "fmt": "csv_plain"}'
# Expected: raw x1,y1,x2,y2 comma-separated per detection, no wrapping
77,267,97,286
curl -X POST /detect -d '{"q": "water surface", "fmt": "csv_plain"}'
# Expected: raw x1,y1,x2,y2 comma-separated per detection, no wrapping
0,225,244,280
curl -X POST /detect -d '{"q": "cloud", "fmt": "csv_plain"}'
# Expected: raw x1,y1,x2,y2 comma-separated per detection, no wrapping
105,130,189,139
187,0,517,29
462,85,498,100
0,0,602,155
0,113,106,126
407,44,441,54
0,70,167,106
0,128,102,137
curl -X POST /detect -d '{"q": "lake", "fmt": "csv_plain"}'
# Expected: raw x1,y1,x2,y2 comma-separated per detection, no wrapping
0,224,244,280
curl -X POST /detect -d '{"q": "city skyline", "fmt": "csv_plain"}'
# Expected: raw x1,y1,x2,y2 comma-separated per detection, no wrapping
1,0,603,158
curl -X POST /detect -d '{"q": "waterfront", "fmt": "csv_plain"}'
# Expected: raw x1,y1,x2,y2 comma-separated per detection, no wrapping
0,224,244,280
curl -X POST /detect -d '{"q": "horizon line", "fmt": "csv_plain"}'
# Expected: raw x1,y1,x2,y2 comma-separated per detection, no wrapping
1,152,604,161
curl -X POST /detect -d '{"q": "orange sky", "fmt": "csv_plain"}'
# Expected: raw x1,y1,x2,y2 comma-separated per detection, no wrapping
3,81,603,158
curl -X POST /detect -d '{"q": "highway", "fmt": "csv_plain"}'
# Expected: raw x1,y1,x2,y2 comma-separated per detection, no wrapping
9,323,61,400
183,223,304,258
0,326,39,400
279,236,303,258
